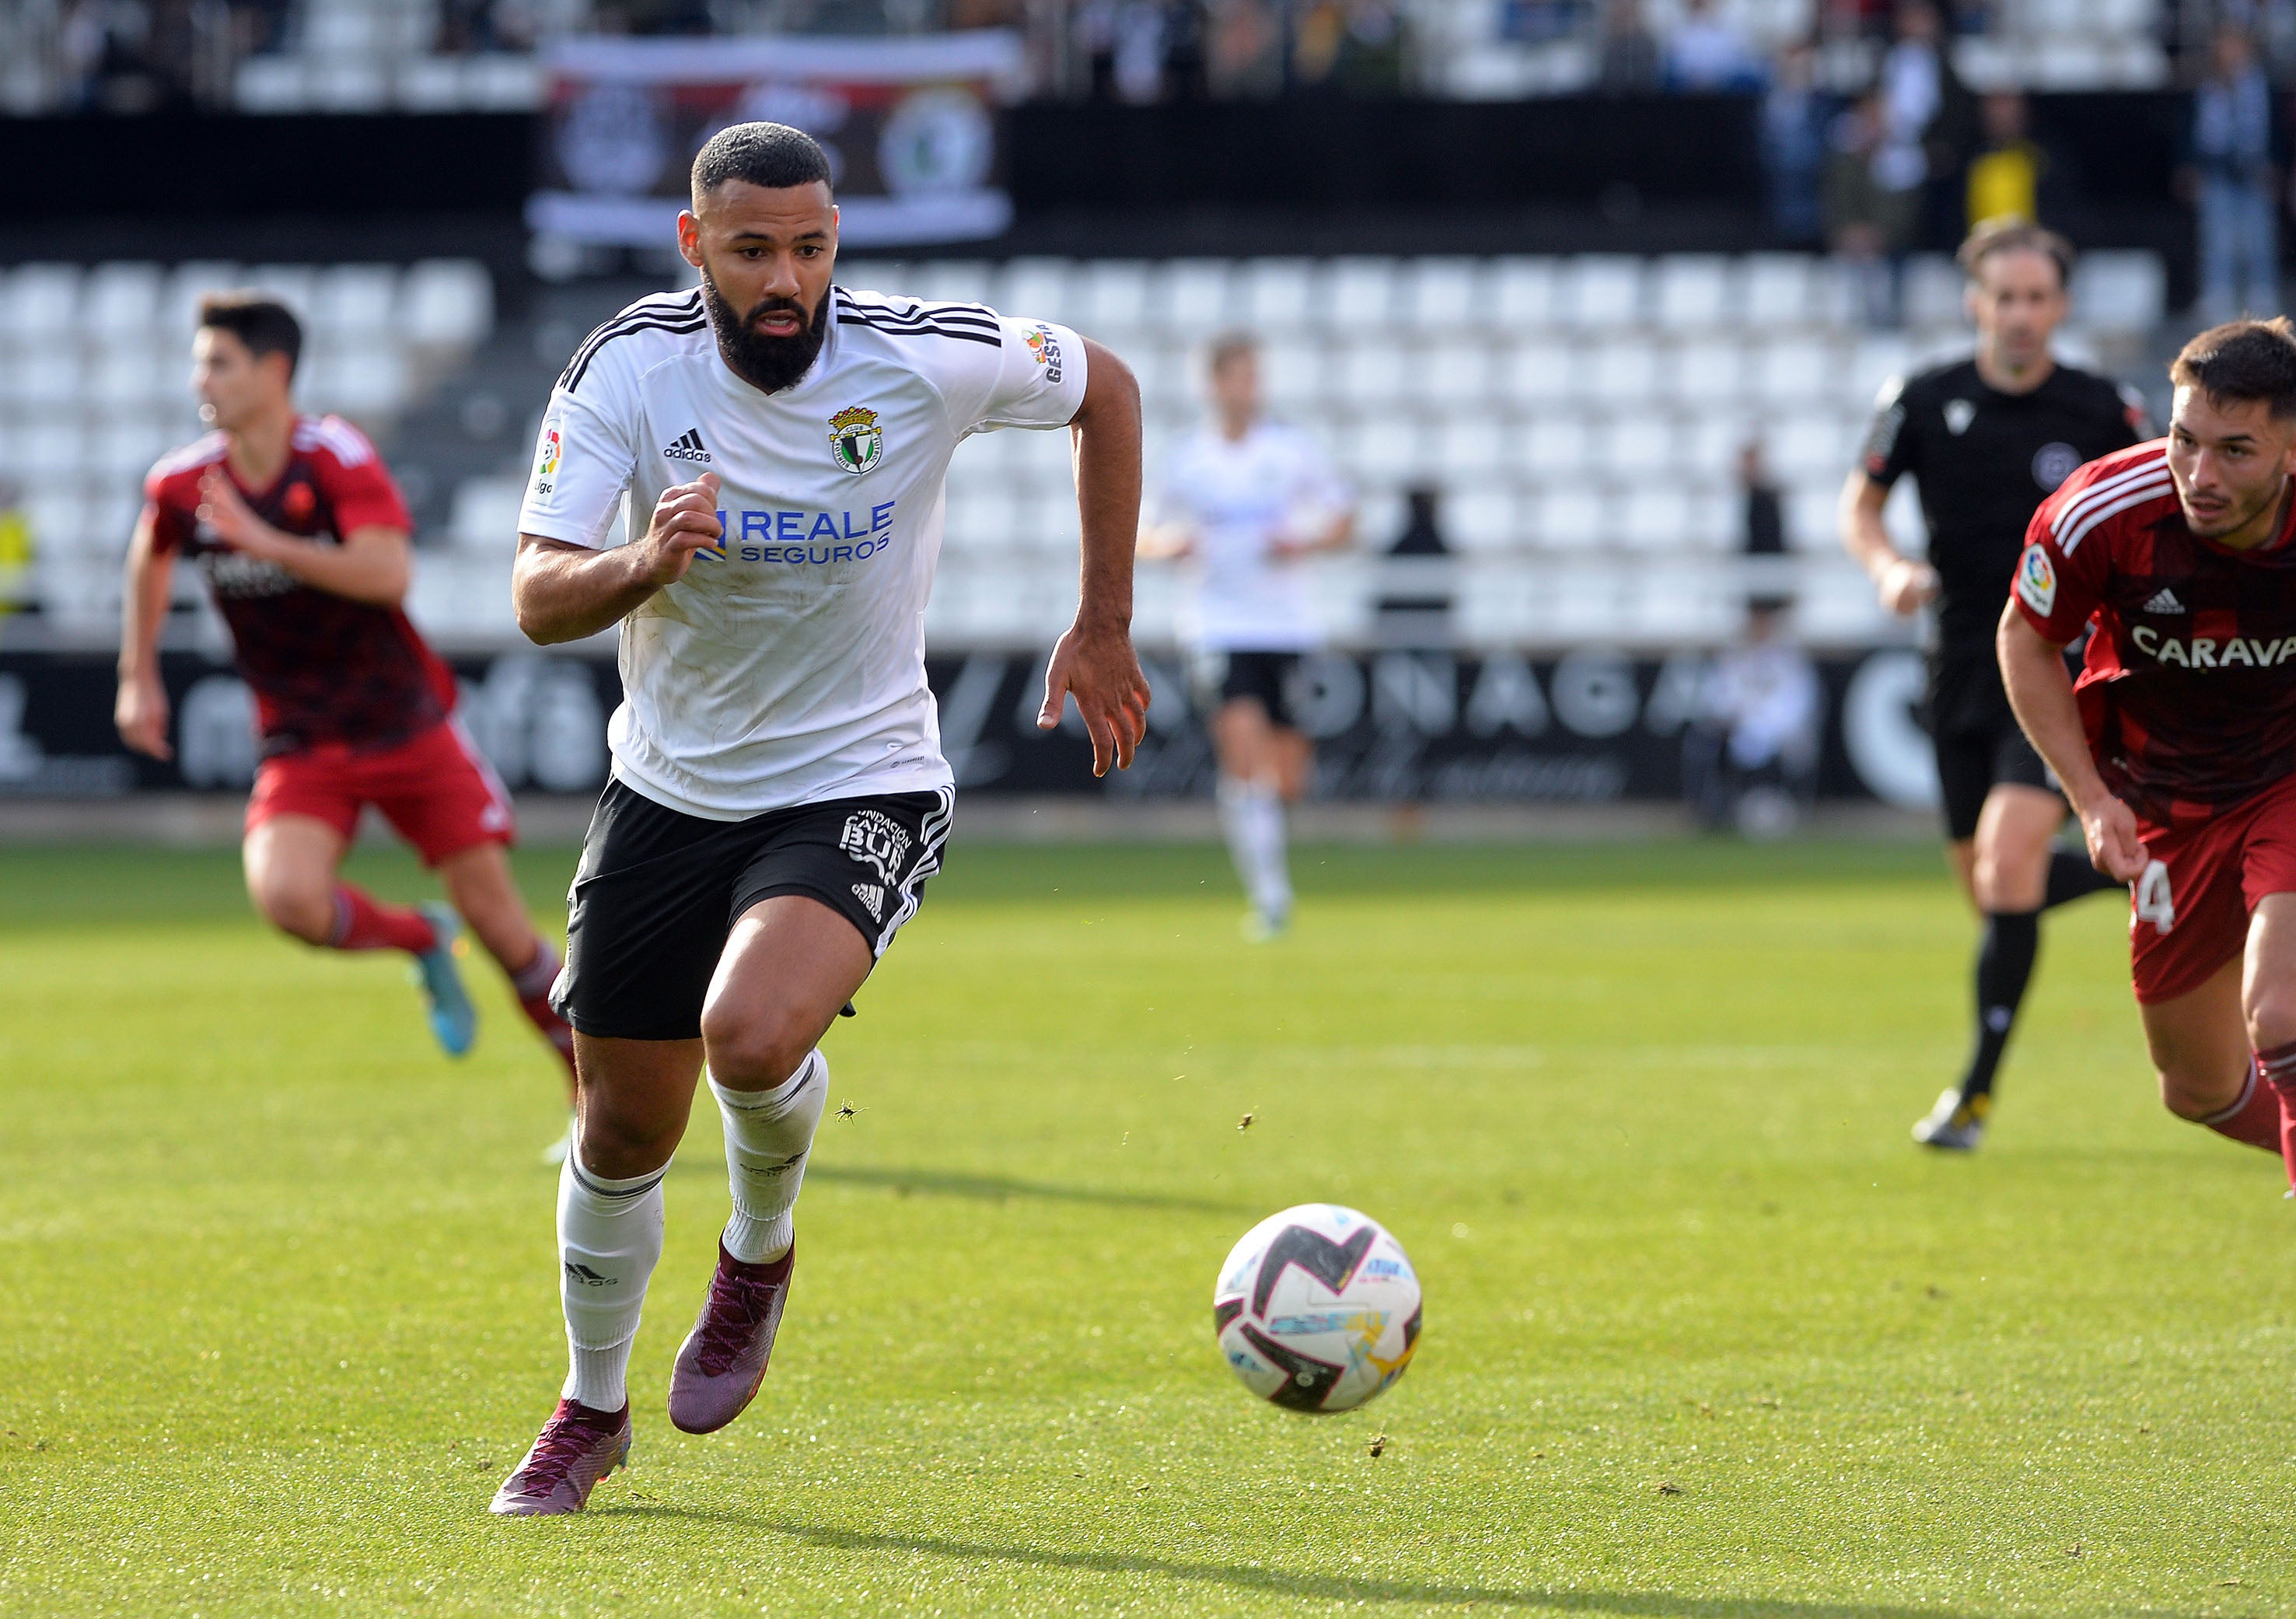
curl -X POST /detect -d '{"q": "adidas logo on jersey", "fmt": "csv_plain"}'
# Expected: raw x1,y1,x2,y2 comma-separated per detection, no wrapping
662,428,711,463
851,882,886,921
2143,587,2186,614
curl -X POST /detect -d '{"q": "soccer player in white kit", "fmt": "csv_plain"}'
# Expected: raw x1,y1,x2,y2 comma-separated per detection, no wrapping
488,123,1150,1516
1144,333,1350,938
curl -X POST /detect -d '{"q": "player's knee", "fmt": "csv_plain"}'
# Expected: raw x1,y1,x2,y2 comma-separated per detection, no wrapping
249,874,333,944
2157,1065,2225,1121
1970,848,2041,913
697,1001,813,1091
2245,988,2296,1057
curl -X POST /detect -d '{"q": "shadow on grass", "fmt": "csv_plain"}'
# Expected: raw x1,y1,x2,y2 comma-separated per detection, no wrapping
601,1506,1998,1617
803,1162,1242,1214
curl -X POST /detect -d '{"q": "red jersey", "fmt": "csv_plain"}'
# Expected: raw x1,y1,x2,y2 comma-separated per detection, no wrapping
145,416,456,757
2012,439,2296,822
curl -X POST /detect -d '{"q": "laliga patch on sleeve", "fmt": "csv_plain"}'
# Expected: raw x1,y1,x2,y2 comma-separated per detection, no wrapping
2016,545,2057,616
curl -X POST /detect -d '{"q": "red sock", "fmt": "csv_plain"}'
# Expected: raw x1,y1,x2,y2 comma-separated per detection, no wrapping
328,886,437,954
507,937,576,1077
2251,1040,2296,1189
2200,1063,2285,1153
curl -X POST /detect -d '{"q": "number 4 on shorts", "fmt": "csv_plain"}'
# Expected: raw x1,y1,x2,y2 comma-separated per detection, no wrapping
2133,859,2175,936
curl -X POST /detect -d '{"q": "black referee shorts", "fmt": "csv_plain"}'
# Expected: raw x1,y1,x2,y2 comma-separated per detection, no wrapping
1927,654,2055,842
1197,649,1305,731
553,778,953,1042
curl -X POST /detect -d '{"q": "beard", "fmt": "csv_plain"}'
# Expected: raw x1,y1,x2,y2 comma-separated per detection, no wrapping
701,267,830,395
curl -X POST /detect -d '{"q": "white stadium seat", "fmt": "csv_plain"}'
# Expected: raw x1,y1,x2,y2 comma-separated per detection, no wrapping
400,260,493,347
1155,261,1232,327
1400,258,1480,331
1239,258,1316,331
1490,257,1560,327
1739,254,1812,328
1562,256,1643,328
1651,255,1733,331
919,261,993,307
1326,258,1399,327
1076,260,1151,329
1584,336,1658,406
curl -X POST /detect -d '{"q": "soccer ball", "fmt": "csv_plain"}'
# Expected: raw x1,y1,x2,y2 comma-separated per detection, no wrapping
1212,1204,1422,1414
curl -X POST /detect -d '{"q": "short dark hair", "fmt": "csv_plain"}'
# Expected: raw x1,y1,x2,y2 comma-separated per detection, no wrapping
1206,331,1258,374
690,121,833,207
197,292,302,378
1958,217,2074,288
2171,318,2296,418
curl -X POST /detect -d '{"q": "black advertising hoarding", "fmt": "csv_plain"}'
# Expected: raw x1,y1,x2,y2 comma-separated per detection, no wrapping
0,649,1941,813
529,32,1019,250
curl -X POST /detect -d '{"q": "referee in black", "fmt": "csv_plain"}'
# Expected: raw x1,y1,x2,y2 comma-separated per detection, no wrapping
1840,219,2148,1151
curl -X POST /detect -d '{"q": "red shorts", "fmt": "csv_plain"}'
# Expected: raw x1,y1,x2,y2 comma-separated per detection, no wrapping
246,718,514,868
2130,771,2296,1002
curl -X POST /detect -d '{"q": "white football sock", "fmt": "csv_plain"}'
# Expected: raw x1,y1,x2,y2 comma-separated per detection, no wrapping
712,1048,828,1264
556,1151,666,1411
1218,775,1292,918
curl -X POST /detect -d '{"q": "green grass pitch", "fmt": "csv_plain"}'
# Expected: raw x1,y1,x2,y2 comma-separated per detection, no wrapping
3,834,2292,1617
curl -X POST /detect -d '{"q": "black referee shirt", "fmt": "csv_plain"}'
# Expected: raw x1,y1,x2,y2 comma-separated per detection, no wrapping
1861,357,2147,658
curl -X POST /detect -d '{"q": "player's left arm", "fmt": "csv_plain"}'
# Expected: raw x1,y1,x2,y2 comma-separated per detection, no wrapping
1039,336,1151,777
194,469,409,606
1270,440,1353,560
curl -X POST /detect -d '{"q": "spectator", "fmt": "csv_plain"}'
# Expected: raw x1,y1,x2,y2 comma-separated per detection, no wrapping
1207,0,1283,97
1882,0,1976,247
1332,0,1407,95
2186,25,2283,322
1683,597,1822,838
1964,89,2047,229
1664,0,1763,92
1374,486,1455,644
1595,0,1661,93
1740,442,1787,557
1826,89,1920,324
1760,38,1833,244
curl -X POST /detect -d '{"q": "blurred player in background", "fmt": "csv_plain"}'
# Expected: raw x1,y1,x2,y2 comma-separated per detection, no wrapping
114,295,578,1100
1840,220,2146,1151
2001,319,2296,1174
491,124,1148,1515
1141,333,1351,940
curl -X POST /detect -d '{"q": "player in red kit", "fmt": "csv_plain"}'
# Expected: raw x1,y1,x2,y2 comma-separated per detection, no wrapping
2001,318,2296,1177
114,293,578,1114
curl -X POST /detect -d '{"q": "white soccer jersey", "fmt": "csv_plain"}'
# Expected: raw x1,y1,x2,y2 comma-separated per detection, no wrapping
1157,420,1348,652
519,286,1088,819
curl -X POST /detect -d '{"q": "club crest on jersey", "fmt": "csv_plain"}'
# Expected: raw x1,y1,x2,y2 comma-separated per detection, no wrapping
2032,442,2081,491
2016,544,2057,615
839,810,910,886
1945,399,1976,435
830,406,883,475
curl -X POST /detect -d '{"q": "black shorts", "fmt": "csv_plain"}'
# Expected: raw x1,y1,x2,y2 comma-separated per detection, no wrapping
1927,654,2054,841
553,779,952,1042
1203,650,1304,731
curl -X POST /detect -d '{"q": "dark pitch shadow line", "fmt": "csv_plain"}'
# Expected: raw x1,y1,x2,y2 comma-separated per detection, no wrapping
596,1506,2012,1617
669,1159,1245,1215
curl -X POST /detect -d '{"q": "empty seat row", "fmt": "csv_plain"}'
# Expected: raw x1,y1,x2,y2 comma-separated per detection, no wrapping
839,250,2165,341
0,261,493,348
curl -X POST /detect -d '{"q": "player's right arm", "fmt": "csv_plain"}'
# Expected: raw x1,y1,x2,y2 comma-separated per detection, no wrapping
1998,605,2144,881
511,346,693,645
1997,484,2146,882
513,473,724,645
1840,375,1938,616
115,503,176,760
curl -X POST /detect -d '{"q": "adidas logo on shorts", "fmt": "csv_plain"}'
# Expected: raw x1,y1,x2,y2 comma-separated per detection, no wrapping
662,428,711,463
2143,587,2186,614
851,883,886,921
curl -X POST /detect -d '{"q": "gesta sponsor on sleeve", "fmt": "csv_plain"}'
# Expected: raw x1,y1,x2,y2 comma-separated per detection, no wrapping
698,500,900,565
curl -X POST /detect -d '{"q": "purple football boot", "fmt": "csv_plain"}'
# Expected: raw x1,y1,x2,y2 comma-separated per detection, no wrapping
489,1398,631,1516
667,1241,794,1434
